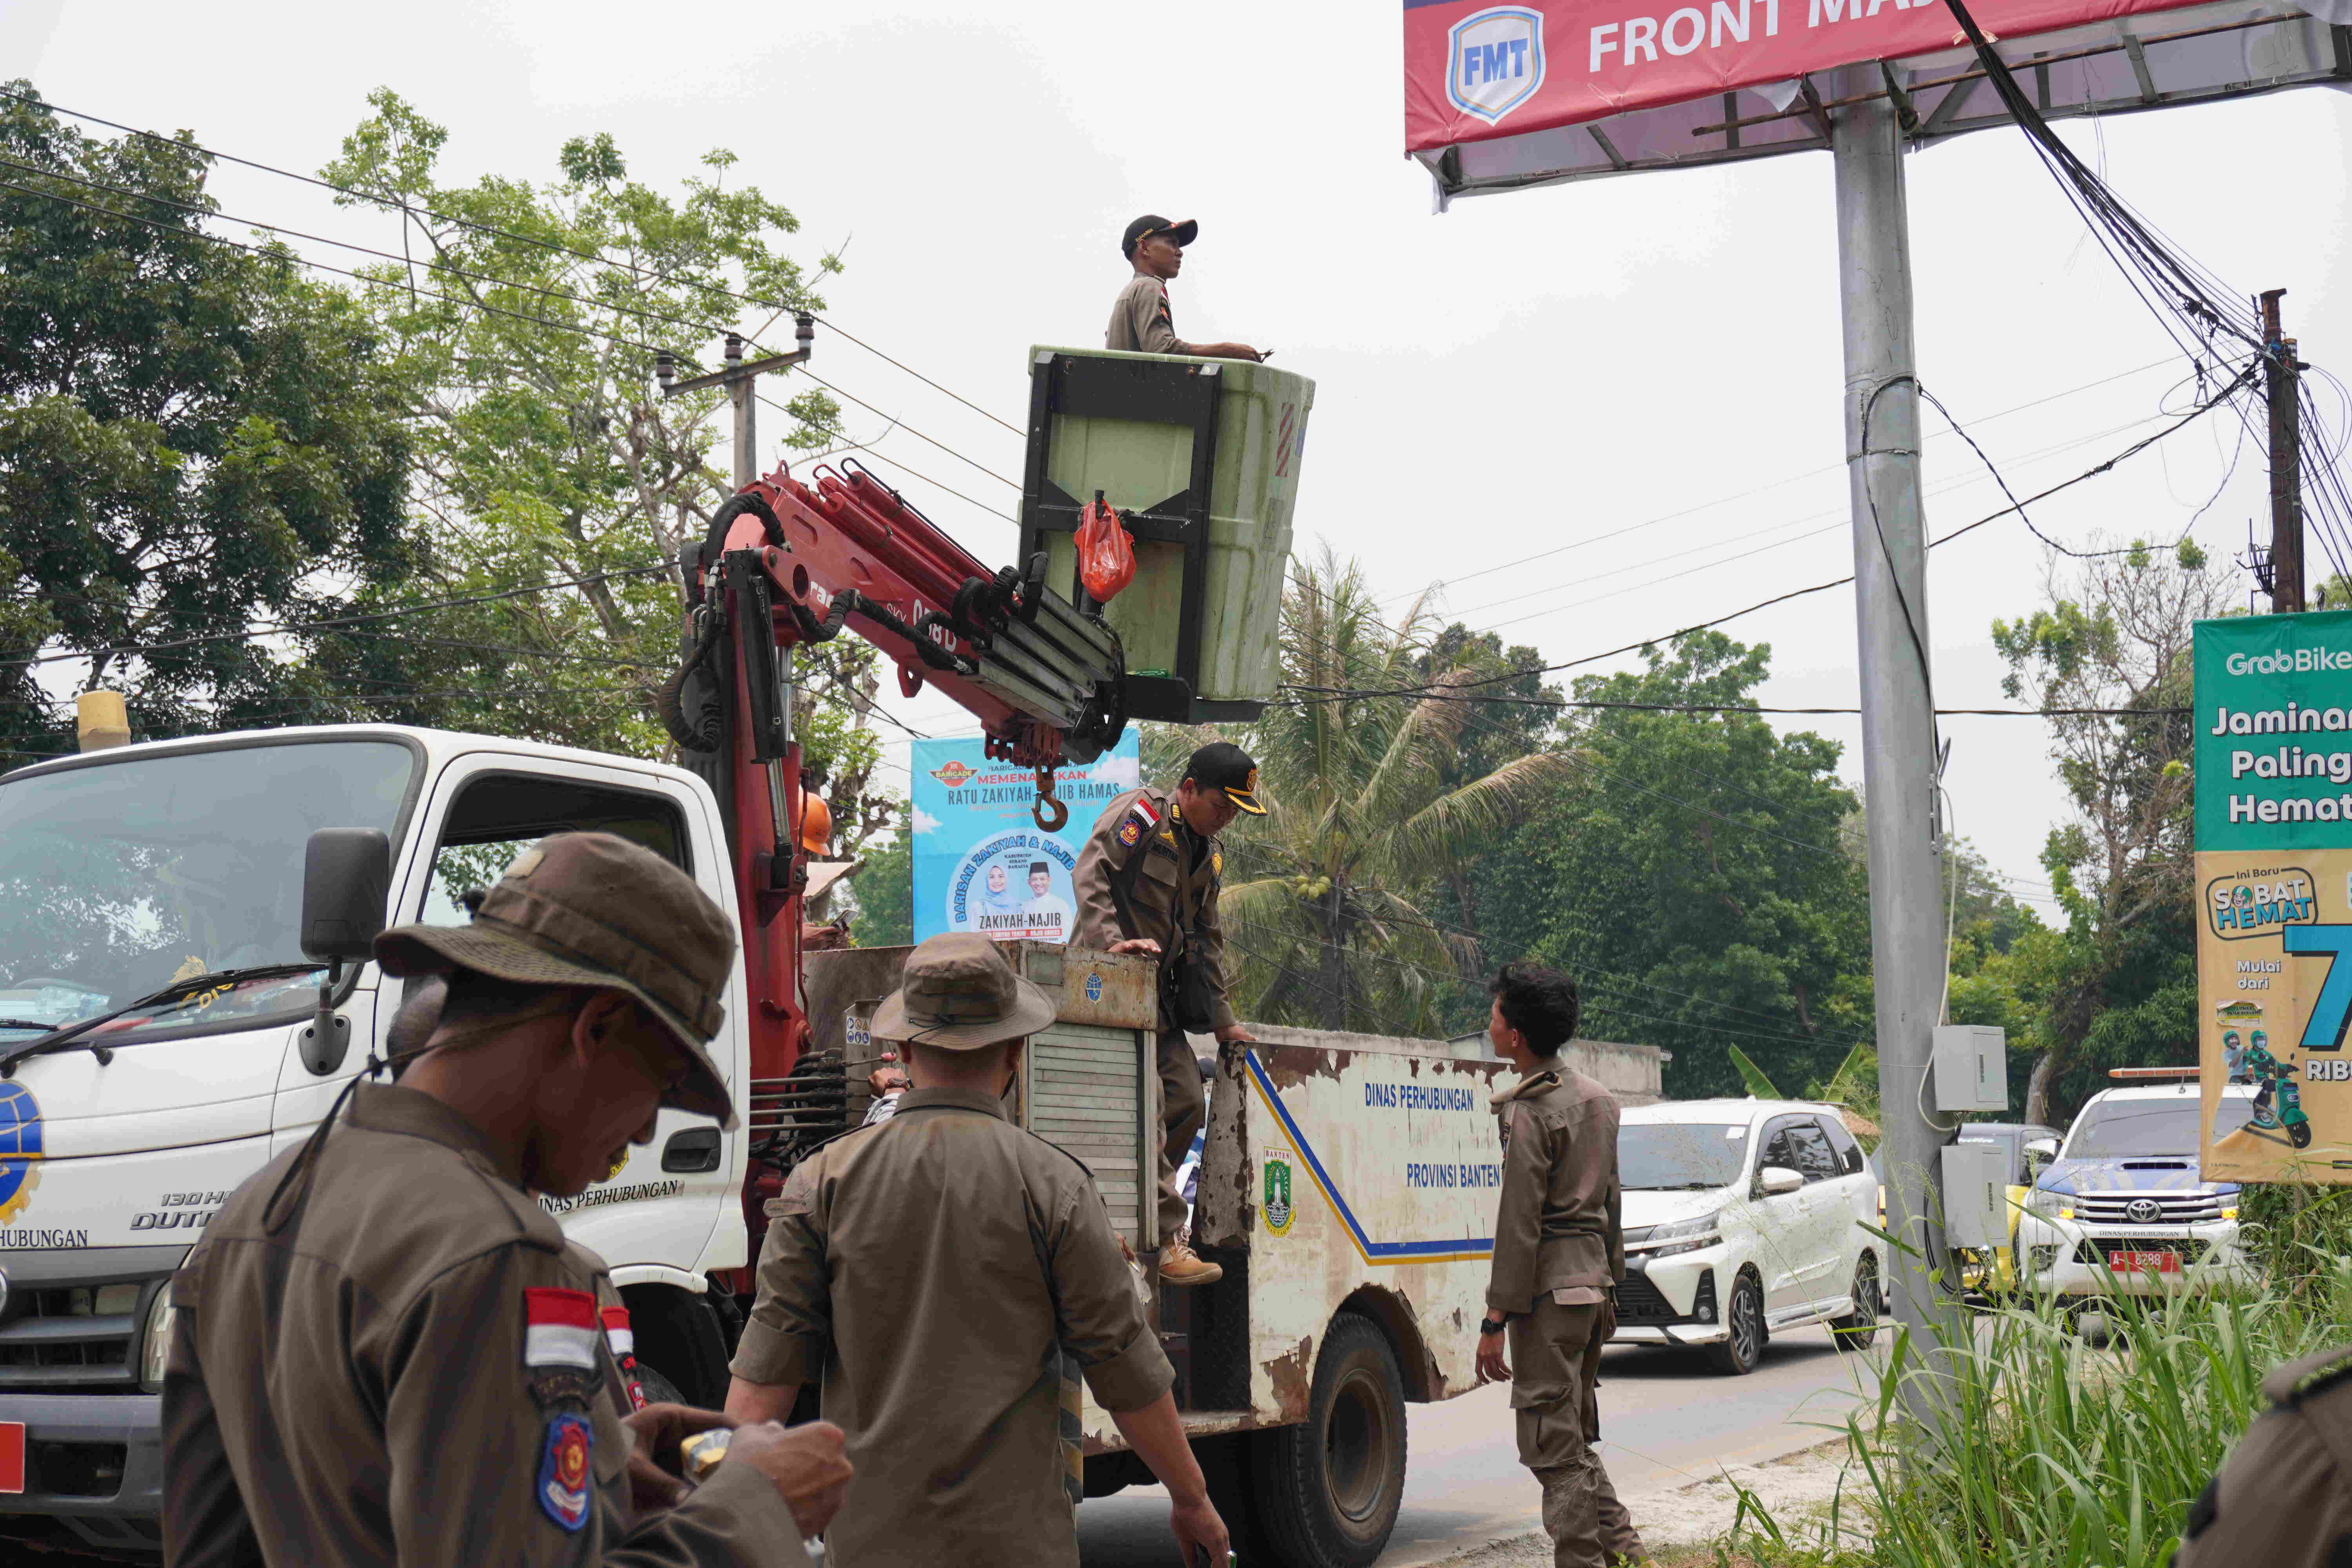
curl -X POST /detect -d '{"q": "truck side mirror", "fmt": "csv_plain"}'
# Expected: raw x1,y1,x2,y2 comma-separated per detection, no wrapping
299,828,392,1076
302,829,393,961
2024,1137,2059,1163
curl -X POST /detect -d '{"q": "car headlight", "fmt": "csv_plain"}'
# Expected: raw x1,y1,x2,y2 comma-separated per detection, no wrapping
1632,1211,1722,1258
2025,1189,2073,1222
2220,1207,2239,1221
140,1280,176,1394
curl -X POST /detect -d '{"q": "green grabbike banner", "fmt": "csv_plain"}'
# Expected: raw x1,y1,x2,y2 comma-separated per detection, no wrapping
2196,610,2352,1182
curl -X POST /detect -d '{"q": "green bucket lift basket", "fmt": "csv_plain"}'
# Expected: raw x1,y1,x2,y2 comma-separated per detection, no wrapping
1018,347,1315,726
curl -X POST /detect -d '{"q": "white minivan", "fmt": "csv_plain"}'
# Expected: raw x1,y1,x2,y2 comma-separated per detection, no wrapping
1615,1098,1883,1374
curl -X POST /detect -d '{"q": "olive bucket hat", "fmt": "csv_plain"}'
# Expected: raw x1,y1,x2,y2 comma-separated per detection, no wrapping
374,831,739,1128
870,933,1056,1051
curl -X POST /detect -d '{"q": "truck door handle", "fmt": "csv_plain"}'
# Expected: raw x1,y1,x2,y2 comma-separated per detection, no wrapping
661,1127,722,1173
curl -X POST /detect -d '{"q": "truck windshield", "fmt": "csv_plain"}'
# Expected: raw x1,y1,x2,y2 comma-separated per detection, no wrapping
1620,1122,1750,1189
0,740,414,1043
2066,1095,2256,1158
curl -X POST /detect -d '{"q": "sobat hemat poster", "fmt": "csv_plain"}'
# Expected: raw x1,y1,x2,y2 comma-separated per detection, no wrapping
2196,610,2352,1181
909,731,1140,945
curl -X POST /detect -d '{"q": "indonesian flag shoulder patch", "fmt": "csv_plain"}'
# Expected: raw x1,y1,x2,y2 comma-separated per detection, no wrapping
523,1288,600,1371
537,1411,593,1532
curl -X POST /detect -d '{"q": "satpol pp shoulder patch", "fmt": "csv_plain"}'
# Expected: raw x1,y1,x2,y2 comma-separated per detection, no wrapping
1116,794,1160,849
537,1411,593,1532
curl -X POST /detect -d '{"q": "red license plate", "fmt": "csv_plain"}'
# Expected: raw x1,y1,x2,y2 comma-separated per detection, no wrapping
0,1420,23,1494
2107,1249,2182,1274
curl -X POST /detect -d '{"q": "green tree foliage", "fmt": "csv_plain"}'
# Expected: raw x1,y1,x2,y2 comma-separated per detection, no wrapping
1468,631,1874,1098
848,830,912,949
310,91,897,851
1220,549,1574,1034
0,85,410,757
1991,540,2224,1123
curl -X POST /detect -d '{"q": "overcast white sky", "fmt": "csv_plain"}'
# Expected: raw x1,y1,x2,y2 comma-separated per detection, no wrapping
13,0,2352,912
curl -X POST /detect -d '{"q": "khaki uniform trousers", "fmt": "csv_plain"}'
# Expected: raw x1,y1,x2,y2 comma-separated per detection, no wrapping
1508,1298,1643,1568
1156,1030,1207,1243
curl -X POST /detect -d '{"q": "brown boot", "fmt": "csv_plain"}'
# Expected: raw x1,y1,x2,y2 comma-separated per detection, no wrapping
1159,1241,1223,1287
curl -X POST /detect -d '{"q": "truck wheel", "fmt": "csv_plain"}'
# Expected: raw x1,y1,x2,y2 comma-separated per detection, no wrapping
1249,1313,1408,1568
1704,1271,1764,1375
1829,1253,1879,1351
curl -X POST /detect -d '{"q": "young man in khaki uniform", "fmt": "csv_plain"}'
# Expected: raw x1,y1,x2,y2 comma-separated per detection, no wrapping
1474,963,1644,1568
2172,1341,2352,1566
1105,214,1263,361
1070,740,1261,1286
162,832,850,1567
722,934,1229,1568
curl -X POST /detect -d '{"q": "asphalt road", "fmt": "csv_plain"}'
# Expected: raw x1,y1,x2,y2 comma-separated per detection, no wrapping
1078,1325,1871,1568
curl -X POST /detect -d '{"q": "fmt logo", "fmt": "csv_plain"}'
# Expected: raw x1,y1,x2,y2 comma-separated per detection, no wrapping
929,760,975,787
1447,6,1546,126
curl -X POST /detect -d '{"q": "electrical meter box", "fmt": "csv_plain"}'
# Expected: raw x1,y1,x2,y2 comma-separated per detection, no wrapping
1932,1024,2009,1114
1018,347,1315,726
1940,1141,2012,1249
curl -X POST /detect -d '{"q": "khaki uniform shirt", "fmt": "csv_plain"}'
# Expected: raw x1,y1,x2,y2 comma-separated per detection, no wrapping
2174,1342,2352,1568
1486,1060,1625,1316
731,1086,1173,1568
1070,786,1238,1032
162,1083,801,1568
1105,274,1180,355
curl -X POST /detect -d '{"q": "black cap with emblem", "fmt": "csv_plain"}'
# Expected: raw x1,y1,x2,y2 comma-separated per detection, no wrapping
1122,214,1198,259
1183,741,1265,816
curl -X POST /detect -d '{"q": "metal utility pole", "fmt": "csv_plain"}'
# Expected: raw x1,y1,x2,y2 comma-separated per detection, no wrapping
657,316,816,486
2262,288,2305,613
1832,79,1965,1427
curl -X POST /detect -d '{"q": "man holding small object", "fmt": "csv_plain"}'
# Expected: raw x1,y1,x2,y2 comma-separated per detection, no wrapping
1475,962,1644,1568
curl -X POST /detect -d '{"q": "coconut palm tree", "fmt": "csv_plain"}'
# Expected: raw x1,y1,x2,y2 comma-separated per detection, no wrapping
1220,548,1577,1034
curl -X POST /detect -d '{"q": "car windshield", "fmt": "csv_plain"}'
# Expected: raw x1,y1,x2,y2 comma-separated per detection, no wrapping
2065,1095,2255,1158
1620,1122,1750,1189
0,740,414,1043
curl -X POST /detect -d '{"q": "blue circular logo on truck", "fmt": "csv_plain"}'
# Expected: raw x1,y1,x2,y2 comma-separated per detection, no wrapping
0,1082,42,1224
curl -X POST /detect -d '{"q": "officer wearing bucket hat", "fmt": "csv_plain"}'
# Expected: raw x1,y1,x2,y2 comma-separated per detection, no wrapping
725,933,1229,1568
1072,741,1262,1287
163,832,850,1567
1106,214,1263,361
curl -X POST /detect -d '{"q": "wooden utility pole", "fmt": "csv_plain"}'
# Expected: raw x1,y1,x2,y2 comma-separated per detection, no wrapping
2263,288,2304,613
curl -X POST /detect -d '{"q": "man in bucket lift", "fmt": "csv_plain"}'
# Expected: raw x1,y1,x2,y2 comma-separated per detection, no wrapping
1106,216,1264,362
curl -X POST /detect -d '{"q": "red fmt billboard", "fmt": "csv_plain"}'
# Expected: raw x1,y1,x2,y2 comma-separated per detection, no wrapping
1404,0,2350,194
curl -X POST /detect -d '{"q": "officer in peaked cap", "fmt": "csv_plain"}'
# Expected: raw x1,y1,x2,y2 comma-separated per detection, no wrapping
163,831,851,1567
1105,214,1263,362
2172,1341,2352,1566
1071,740,1262,1288
724,933,1228,1568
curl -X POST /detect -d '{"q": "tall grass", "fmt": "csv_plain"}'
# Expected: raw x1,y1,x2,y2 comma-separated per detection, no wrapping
1717,1228,2352,1567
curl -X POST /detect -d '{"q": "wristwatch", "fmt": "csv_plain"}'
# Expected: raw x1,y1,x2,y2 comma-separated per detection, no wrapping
1478,1315,1509,1337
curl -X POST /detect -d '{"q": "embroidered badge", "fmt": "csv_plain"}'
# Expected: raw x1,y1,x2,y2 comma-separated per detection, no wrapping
1117,816,1144,849
601,1305,648,1411
1211,849,1223,879
537,1412,593,1532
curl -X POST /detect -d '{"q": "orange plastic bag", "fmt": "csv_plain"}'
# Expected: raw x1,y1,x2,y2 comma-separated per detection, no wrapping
1075,497,1136,603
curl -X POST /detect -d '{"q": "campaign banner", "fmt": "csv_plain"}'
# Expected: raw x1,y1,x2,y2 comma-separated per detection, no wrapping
1401,0,2212,152
911,733,1142,945
2195,611,2352,1183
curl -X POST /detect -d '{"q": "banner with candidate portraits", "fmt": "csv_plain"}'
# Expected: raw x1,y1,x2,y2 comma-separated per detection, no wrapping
910,732,1140,944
